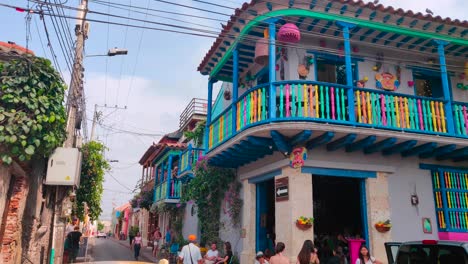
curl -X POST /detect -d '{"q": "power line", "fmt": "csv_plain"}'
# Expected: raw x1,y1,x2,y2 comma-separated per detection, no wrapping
106,171,134,192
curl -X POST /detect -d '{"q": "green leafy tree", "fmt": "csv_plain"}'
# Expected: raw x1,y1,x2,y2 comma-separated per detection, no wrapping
0,57,67,164
184,120,205,148
97,221,104,231
75,141,110,221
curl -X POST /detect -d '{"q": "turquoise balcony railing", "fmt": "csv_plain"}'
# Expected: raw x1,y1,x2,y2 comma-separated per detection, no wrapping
207,80,467,152
154,179,182,202
179,147,204,175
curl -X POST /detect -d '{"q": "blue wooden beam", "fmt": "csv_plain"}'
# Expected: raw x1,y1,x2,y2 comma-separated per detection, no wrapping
372,31,388,43
306,132,335,149
408,38,425,50
296,17,306,28
461,29,468,38
409,19,418,28
364,138,397,154
422,22,431,30
247,9,257,16
359,29,375,41
324,2,333,12
401,142,437,157
384,34,400,45
320,21,333,34
266,2,272,11
454,154,468,162
307,19,320,31
382,14,391,23
327,134,357,151
271,130,291,155
435,24,444,33
437,147,468,161
340,5,347,15
396,17,404,26
346,136,377,152
290,130,313,146
420,144,456,159
289,0,294,8
247,136,274,147
354,8,363,17
396,36,413,48
382,140,417,156
369,11,377,21
247,30,265,38
309,0,317,9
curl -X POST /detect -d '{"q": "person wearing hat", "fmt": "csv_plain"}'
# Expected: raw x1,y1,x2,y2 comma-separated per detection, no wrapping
179,234,203,264
255,251,269,264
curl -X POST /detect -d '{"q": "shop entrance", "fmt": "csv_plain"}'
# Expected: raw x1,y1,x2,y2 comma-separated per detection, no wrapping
313,175,364,261
256,179,275,253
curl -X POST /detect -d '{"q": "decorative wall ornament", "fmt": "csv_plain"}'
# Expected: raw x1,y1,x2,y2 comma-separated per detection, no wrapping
223,88,232,100
376,72,400,91
356,76,368,88
289,147,307,168
372,52,384,71
278,23,301,43
408,80,415,87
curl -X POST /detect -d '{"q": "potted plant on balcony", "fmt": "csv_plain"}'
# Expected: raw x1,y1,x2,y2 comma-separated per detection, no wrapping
295,216,314,230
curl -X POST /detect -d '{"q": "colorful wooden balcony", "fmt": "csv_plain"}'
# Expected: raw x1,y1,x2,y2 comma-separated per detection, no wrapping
179,145,204,177
154,179,182,203
207,80,468,153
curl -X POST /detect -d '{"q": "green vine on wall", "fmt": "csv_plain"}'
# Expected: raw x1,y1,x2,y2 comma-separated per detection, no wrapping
181,157,237,244
75,141,110,221
184,120,205,148
0,57,67,164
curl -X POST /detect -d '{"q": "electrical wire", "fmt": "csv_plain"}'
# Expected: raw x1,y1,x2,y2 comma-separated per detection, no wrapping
107,171,133,192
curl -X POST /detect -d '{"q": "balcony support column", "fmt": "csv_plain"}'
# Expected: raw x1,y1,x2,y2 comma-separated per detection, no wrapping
166,155,174,199
337,21,356,123
187,144,193,171
435,39,455,135
268,21,277,119
153,164,159,202
232,47,239,135
204,79,217,153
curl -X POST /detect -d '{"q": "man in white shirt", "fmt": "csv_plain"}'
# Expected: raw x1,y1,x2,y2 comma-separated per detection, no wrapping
179,234,203,264
204,242,219,264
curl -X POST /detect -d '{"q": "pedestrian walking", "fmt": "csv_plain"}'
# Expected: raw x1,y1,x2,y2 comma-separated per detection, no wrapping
132,232,143,260
153,227,162,257
178,234,203,264
66,226,82,263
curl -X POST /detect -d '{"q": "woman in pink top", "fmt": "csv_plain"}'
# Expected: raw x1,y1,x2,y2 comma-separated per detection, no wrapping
132,232,143,260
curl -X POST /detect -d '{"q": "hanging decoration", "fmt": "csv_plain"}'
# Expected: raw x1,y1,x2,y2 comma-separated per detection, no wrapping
372,52,384,71
356,76,369,88
223,87,232,100
289,147,307,168
297,54,314,80
254,29,269,65
407,81,415,87
278,23,301,43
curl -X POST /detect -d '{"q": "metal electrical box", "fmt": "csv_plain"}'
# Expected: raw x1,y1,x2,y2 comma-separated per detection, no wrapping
45,147,82,186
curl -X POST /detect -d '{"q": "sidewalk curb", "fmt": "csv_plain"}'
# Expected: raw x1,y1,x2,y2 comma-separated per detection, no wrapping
110,238,155,263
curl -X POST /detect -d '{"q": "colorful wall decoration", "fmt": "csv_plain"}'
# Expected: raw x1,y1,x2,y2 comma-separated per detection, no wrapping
289,147,307,168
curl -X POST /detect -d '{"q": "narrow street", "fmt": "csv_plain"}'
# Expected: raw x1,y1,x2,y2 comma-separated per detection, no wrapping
80,237,153,263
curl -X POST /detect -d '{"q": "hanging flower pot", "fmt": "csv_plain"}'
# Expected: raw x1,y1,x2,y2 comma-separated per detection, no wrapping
278,23,301,43
296,222,312,230
298,64,309,79
295,216,313,230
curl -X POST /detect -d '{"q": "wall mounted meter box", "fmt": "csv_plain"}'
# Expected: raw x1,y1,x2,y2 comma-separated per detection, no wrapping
45,147,82,186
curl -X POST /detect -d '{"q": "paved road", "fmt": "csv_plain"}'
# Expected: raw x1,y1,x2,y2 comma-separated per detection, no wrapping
81,237,153,263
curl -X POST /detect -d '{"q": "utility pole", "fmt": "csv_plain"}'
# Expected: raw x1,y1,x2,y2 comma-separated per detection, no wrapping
90,104,127,141
50,1,88,263
64,0,88,148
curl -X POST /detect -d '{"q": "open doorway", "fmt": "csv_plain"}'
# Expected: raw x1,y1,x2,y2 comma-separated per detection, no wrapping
313,175,363,262
256,179,275,254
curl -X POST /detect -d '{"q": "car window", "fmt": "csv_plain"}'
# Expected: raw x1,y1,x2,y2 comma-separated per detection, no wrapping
396,244,468,264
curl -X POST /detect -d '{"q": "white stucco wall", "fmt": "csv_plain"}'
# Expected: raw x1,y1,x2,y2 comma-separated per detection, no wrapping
218,184,243,257
182,202,200,241
237,144,462,250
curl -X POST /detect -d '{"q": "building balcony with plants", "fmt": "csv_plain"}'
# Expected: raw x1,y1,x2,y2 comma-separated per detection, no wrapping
152,145,185,203
197,0,468,168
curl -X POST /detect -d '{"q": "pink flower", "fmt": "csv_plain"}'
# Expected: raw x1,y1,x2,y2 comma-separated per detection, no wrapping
408,81,414,87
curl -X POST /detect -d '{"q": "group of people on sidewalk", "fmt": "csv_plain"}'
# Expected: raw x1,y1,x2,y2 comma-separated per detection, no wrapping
255,240,382,264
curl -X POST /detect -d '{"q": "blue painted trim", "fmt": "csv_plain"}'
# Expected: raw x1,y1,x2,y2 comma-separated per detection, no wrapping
382,140,417,156
255,184,261,252
326,133,357,151
269,22,277,119
402,142,438,157
364,138,397,154
271,130,291,154
204,79,215,154
153,164,159,202
290,130,313,146
438,169,451,231
420,163,468,172
249,169,282,184
360,179,370,245
420,144,456,159
346,136,376,152
301,166,376,178
232,47,239,135
438,147,468,161
336,21,356,123
166,155,173,199
435,40,455,135
306,132,335,149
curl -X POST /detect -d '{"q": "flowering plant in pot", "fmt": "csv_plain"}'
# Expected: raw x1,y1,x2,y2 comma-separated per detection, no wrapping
375,219,391,232
295,216,314,230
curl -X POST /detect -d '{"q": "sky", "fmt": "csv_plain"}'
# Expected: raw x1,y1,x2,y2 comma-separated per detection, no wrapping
0,0,466,220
